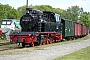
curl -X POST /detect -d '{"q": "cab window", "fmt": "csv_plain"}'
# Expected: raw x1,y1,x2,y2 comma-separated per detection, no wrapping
55,14,61,23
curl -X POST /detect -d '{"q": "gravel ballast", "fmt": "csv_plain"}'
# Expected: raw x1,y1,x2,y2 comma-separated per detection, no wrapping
0,39,90,60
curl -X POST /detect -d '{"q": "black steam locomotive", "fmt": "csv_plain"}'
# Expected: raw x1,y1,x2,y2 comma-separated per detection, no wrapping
10,8,88,47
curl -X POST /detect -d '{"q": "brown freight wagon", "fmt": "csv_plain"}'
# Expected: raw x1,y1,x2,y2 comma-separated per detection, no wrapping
74,22,82,38
77,23,82,37
81,24,87,36
74,22,78,37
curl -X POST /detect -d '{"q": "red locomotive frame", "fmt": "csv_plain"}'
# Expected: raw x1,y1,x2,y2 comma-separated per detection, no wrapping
10,32,62,47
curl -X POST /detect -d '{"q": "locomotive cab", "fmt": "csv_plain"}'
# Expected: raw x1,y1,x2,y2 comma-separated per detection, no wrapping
54,13,62,33
54,13,61,23
43,12,62,33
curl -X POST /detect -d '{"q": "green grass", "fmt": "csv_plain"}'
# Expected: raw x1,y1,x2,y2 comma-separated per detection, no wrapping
54,35,90,60
0,40,9,43
54,46,90,60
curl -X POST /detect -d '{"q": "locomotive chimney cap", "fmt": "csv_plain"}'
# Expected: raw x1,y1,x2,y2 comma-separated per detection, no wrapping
26,8,33,11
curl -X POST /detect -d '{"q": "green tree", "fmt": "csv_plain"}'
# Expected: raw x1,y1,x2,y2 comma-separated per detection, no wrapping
0,3,12,25
80,12,90,27
66,5,83,21
17,5,27,17
7,8,20,19
34,5,53,11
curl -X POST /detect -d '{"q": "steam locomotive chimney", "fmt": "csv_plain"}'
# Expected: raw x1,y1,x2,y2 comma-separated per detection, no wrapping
26,0,29,14
26,0,28,8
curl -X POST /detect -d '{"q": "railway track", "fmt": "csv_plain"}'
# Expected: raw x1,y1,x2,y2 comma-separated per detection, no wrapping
0,35,89,52
0,38,90,60
0,42,22,51
0,42,11,46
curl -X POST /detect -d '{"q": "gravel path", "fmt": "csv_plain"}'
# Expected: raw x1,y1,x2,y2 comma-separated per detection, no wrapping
0,39,90,60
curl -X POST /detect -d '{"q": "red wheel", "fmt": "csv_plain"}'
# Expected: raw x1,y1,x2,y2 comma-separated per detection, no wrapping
49,41,52,44
49,37,52,44
46,40,49,44
44,40,46,45
40,43,42,46
31,43,34,47
42,42,45,45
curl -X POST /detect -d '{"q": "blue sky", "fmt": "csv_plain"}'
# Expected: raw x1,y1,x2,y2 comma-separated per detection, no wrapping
0,0,90,12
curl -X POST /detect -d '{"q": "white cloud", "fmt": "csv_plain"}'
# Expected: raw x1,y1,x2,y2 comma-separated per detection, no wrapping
53,0,90,12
